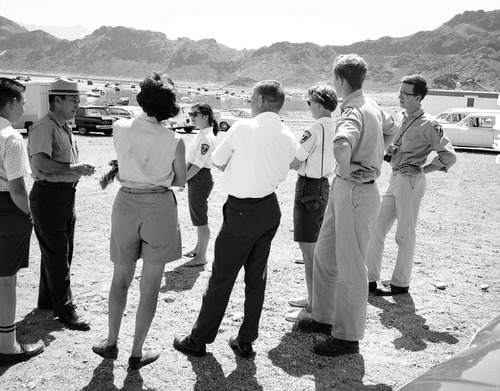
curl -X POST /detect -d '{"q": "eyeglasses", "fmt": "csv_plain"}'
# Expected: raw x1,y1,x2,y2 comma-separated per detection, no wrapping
188,112,201,117
398,90,416,97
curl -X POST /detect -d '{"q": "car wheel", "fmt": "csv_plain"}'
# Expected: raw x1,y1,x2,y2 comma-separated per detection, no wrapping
103,130,112,136
78,127,89,135
220,122,229,131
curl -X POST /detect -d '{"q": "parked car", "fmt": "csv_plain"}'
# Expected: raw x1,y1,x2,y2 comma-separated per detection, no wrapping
442,112,500,149
72,106,115,136
107,105,143,120
229,108,252,118
167,104,195,133
399,313,500,390
213,110,240,131
436,108,499,124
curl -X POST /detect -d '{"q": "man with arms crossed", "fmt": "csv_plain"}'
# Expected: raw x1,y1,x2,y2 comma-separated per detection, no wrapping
298,54,397,356
173,80,296,358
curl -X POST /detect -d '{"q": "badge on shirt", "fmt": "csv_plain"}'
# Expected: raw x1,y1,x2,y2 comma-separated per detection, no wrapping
433,123,444,137
201,144,210,155
341,107,354,117
300,131,312,144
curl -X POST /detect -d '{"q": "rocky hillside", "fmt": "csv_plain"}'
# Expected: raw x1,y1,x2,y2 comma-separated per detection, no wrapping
0,10,499,91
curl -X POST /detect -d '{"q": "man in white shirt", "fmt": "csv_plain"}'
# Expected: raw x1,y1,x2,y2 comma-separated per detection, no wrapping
174,80,296,358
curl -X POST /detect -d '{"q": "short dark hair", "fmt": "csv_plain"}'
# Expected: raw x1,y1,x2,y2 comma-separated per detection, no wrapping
308,84,338,112
0,77,25,109
136,73,179,122
333,54,367,91
254,80,285,111
191,102,219,136
401,75,428,100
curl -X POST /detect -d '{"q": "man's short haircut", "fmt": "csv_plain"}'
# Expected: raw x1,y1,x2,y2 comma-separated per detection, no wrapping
254,80,285,111
136,72,180,122
0,77,25,109
333,54,367,91
401,75,428,100
48,95,70,105
308,84,338,112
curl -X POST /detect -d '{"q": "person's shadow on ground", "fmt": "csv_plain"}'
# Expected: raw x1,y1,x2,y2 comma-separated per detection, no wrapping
368,293,459,351
80,359,157,391
268,331,392,390
0,308,63,377
160,264,204,294
187,352,263,391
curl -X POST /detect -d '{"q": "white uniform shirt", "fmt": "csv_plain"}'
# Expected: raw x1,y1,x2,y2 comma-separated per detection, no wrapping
295,117,336,178
212,112,296,198
187,127,217,168
0,117,31,191
113,113,181,188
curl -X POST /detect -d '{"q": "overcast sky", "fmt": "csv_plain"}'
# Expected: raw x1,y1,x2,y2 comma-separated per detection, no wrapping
1,0,499,49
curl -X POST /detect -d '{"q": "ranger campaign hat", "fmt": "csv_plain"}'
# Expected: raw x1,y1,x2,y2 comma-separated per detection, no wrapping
48,77,86,95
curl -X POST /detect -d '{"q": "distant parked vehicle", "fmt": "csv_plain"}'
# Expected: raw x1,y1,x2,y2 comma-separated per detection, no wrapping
442,112,500,149
213,110,239,131
72,106,115,136
87,80,93,85
107,105,142,120
167,104,195,133
229,108,252,118
436,108,499,124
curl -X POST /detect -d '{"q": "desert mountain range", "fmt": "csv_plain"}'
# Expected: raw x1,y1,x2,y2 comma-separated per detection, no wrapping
0,9,499,91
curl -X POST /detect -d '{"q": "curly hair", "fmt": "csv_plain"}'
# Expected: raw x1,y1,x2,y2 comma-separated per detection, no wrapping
308,84,338,112
136,73,180,122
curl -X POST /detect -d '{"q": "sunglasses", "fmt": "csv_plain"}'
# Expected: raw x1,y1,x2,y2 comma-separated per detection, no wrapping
306,100,312,106
188,112,201,117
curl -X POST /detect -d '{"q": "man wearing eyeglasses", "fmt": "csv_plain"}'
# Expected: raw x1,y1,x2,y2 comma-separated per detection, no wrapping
297,54,398,357
367,75,456,296
173,80,296,359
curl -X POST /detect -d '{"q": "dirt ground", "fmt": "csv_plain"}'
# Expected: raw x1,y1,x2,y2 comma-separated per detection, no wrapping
2,102,500,391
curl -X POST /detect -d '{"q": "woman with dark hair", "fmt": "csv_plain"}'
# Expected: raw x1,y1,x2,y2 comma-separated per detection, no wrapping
92,73,187,371
183,103,218,267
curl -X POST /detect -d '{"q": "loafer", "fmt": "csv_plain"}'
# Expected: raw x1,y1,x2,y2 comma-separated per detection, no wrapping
375,284,409,296
285,308,311,322
128,351,160,371
288,297,309,308
58,310,90,330
312,337,359,357
228,336,254,359
297,318,332,334
92,341,118,359
0,341,44,365
173,335,206,357
368,281,377,293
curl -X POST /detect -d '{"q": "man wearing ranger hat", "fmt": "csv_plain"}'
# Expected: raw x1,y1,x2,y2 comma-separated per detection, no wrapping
28,77,95,330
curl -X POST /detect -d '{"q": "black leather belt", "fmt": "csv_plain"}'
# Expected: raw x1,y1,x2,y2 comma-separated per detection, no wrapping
120,186,170,194
35,180,78,188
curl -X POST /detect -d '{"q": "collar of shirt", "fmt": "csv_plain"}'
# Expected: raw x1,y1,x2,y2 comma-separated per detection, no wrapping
198,126,212,137
0,116,11,130
254,111,281,121
403,106,425,122
340,89,364,110
47,111,69,128
136,112,161,124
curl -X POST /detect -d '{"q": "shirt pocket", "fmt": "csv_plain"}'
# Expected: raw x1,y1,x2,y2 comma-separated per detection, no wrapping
53,138,73,163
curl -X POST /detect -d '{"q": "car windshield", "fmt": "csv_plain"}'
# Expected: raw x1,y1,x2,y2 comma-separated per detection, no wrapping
86,108,108,116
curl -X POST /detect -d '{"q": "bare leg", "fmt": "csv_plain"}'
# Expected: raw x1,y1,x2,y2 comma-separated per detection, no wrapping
0,275,20,353
106,263,136,346
184,225,210,267
130,262,165,357
299,242,316,309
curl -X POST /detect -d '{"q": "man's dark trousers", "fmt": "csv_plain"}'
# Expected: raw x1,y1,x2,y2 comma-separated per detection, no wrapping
191,192,281,344
30,181,76,318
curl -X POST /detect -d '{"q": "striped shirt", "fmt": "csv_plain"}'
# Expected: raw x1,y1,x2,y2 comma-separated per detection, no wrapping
0,117,31,191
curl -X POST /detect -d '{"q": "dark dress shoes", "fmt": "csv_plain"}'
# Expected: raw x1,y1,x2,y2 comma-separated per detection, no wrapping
58,310,90,330
297,318,332,334
173,335,206,357
92,341,118,359
228,336,254,359
128,351,160,371
0,342,45,365
312,337,359,357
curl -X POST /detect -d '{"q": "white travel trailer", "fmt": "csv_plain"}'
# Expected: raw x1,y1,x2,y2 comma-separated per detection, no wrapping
424,89,500,116
12,80,52,133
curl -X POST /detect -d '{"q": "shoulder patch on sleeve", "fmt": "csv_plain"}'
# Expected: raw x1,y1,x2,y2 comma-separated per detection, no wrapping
300,130,312,144
201,143,210,155
341,107,354,117
433,123,444,137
